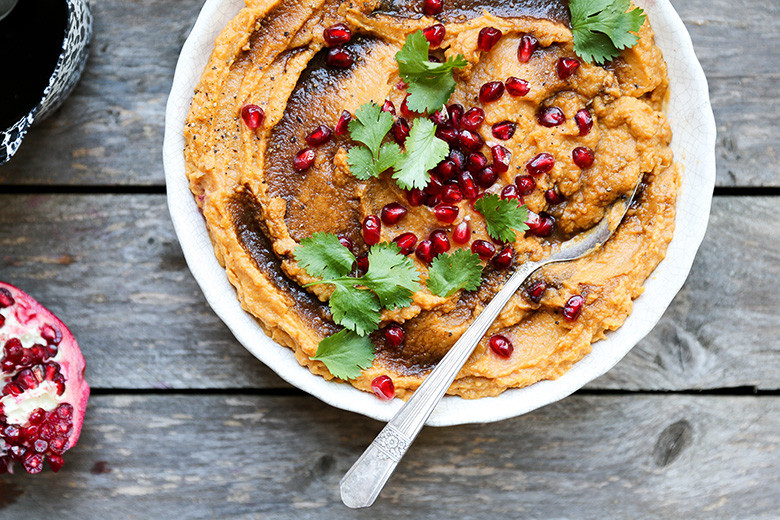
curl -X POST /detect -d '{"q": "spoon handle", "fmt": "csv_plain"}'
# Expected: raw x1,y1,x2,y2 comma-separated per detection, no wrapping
340,259,545,508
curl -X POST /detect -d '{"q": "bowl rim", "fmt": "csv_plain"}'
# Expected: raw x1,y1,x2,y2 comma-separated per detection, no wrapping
162,0,716,426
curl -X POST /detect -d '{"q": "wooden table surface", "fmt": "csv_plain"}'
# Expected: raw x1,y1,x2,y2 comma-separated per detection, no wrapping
1,0,779,518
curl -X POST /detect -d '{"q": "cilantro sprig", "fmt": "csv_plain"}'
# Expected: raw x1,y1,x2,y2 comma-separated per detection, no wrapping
426,249,483,298
474,194,530,243
393,117,449,190
311,329,375,380
570,0,646,65
395,31,468,114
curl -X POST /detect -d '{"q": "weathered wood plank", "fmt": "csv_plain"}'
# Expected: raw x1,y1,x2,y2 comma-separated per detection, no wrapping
0,394,777,519
0,0,777,187
0,194,777,391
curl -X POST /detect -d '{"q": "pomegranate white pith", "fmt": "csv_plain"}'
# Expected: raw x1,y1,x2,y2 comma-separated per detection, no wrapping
0,282,89,474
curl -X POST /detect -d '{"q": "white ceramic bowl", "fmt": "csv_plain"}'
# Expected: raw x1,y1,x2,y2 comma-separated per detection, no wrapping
163,0,716,426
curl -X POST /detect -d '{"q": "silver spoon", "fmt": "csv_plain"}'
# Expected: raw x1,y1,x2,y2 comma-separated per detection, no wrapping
340,179,643,508
0,0,18,21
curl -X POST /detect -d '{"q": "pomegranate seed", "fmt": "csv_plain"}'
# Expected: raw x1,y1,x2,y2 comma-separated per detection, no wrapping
384,323,405,346
476,165,498,189
240,104,265,129
545,189,565,204
362,215,382,245
436,160,458,182
406,188,425,207
441,184,463,204
434,204,459,223
393,232,418,255
371,375,395,400
3,424,21,444
563,294,585,321
28,409,45,425
517,34,538,62
0,288,14,307
429,109,449,127
526,211,554,237
381,202,408,225
492,121,516,140
305,125,333,147
574,108,593,136
430,229,451,254
323,23,351,46
23,453,44,474
293,148,315,172
423,24,445,47
448,149,466,171
424,177,444,197
492,246,513,269
382,100,396,115
466,152,488,172
423,191,440,207
556,57,580,79
459,129,484,151
526,280,547,303
471,239,496,260
572,146,595,168
326,47,354,68
538,106,565,127
479,81,505,103
458,171,479,199
448,104,464,128
501,184,520,200
526,153,555,175
400,94,417,117
338,237,353,252
505,76,530,97
477,27,503,52
415,240,434,263
461,107,485,131
515,175,536,195
392,117,411,144
491,145,511,173
435,125,459,144
488,334,513,358
356,253,369,274
48,454,65,473
452,221,471,244
422,0,443,15
334,110,352,136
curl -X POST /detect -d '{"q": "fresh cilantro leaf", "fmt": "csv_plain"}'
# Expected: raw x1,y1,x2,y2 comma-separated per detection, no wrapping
474,194,530,243
294,232,355,280
426,249,483,297
311,329,375,380
570,0,646,65
393,118,449,190
347,142,403,180
349,102,395,154
361,242,421,309
328,282,382,336
395,31,468,113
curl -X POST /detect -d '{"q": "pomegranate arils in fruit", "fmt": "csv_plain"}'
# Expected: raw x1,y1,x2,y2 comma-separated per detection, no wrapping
381,202,408,225
466,152,488,173
441,184,463,204
572,146,595,168
458,171,480,199
305,125,333,147
452,221,471,244
505,76,530,97
392,117,411,144
574,108,593,136
545,188,565,204
461,107,485,131
556,57,580,79
362,215,382,245
489,334,513,358
381,100,396,115
479,81,505,103
415,240,434,263
515,175,536,195
526,280,547,303
393,232,418,255
526,211,555,237
430,229,451,254
422,0,443,15
323,23,351,46
334,110,352,136
422,24,445,47
0,282,89,475
326,47,354,68
240,104,265,129
492,121,516,140
517,34,538,62
477,27,502,52
384,324,405,347
538,106,565,127
492,246,514,269
293,148,316,172
563,295,585,321
459,129,484,152
471,240,496,260
434,204,459,224
491,145,511,173
476,165,498,189
526,153,555,175
371,375,395,400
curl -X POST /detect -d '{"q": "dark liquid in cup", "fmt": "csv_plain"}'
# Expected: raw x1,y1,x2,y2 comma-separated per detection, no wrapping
0,0,68,129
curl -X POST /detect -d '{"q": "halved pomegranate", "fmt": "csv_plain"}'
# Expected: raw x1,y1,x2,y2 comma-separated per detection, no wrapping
0,282,89,474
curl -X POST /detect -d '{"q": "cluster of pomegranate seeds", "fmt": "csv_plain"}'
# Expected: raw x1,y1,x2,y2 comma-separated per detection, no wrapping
538,106,565,127
574,109,593,136
556,57,580,79
371,375,395,400
515,175,536,195
326,47,354,68
505,77,530,97
572,146,595,168
526,211,555,237
422,0,443,15
452,221,471,243
526,153,555,175
562,295,584,321
293,148,315,172
422,24,445,47
471,240,496,260
434,204,459,223
240,104,265,129
488,334,513,358
334,110,352,136
381,202,408,225
492,121,516,140
362,215,382,245
479,81,505,103
517,34,538,62
305,125,333,147
492,246,514,269
393,232,418,254
477,27,503,52
545,188,565,205
384,324,405,347
526,280,547,303
2,403,73,473
323,23,351,46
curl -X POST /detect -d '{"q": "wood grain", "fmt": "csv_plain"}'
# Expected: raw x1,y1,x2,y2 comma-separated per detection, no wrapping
0,0,777,187
0,194,777,391
0,394,778,519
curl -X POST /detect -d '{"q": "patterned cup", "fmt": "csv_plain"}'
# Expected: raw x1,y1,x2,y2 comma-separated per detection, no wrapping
0,0,93,165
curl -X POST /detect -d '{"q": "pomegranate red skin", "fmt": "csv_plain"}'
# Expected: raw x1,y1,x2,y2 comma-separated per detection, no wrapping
0,282,89,474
